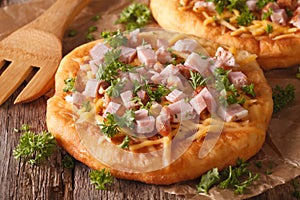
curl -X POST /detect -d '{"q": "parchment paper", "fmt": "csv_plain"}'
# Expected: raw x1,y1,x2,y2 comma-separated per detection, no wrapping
1,1,299,199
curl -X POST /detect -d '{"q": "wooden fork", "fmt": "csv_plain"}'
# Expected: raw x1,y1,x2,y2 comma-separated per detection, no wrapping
0,0,90,106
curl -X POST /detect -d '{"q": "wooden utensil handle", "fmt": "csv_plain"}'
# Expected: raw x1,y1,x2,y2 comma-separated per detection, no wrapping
25,0,91,39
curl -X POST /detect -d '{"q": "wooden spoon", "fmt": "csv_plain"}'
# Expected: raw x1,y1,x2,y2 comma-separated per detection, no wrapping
0,0,90,105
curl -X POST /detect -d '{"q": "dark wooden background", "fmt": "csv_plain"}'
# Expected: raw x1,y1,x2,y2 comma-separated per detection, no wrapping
1,0,299,199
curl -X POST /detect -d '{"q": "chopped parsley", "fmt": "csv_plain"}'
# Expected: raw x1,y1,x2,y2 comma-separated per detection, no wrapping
68,29,78,37
272,84,295,113
119,135,130,149
256,0,275,10
242,83,256,97
63,77,76,93
13,124,57,165
266,24,273,33
236,8,255,26
96,49,133,83
99,113,120,138
197,158,259,194
89,169,113,190
106,78,124,97
196,168,220,194
189,71,207,89
262,8,273,20
101,30,128,48
99,110,135,138
115,3,152,30
214,68,245,105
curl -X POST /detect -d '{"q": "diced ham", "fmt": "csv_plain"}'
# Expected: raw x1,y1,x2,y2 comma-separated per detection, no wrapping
129,72,142,83
217,103,248,122
156,39,169,48
290,7,300,28
72,92,86,106
103,102,121,117
89,42,109,63
121,78,134,91
135,67,152,80
156,107,171,136
82,79,101,97
165,89,186,103
118,46,137,63
149,102,162,117
246,0,258,11
150,71,163,84
89,60,100,75
153,62,165,73
137,90,148,102
75,70,86,93
199,87,217,113
184,52,210,74
172,39,198,53
160,64,180,77
270,9,288,26
167,99,194,120
194,1,216,11
136,116,155,134
228,71,248,88
156,47,172,64
120,90,135,109
189,92,207,115
128,29,140,47
135,109,148,120
136,44,157,67
166,75,185,90
214,47,236,67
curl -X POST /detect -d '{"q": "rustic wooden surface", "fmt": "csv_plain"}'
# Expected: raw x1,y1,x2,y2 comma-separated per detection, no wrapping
1,0,300,199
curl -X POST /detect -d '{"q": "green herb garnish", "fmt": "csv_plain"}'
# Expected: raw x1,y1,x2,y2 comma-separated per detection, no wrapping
89,169,113,190
96,49,133,83
101,30,128,48
272,84,295,113
106,78,124,97
63,78,76,93
99,113,120,138
236,8,255,26
115,3,152,30
196,158,259,194
296,67,300,79
119,135,130,149
62,154,75,169
262,8,273,20
242,83,256,97
196,168,220,194
13,124,57,165
68,29,78,37
266,24,273,33
189,71,207,89
256,0,275,10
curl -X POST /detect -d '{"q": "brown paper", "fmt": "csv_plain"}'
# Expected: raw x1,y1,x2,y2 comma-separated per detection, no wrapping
1,1,299,199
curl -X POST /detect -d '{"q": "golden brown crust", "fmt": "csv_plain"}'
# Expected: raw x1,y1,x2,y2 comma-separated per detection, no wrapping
150,0,300,70
46,32,273,185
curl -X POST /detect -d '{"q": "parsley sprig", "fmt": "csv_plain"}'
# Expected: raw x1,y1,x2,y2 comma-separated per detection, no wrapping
13,124,57,165
189,71,207,89
96,49,133,84
89,169,113,190
272,84,295,113
99,110,135,138
115,3,152,30
101,30,128,48
196,158,259,194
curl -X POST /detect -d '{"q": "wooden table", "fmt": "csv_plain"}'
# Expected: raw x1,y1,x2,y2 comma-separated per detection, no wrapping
1,0,299,199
